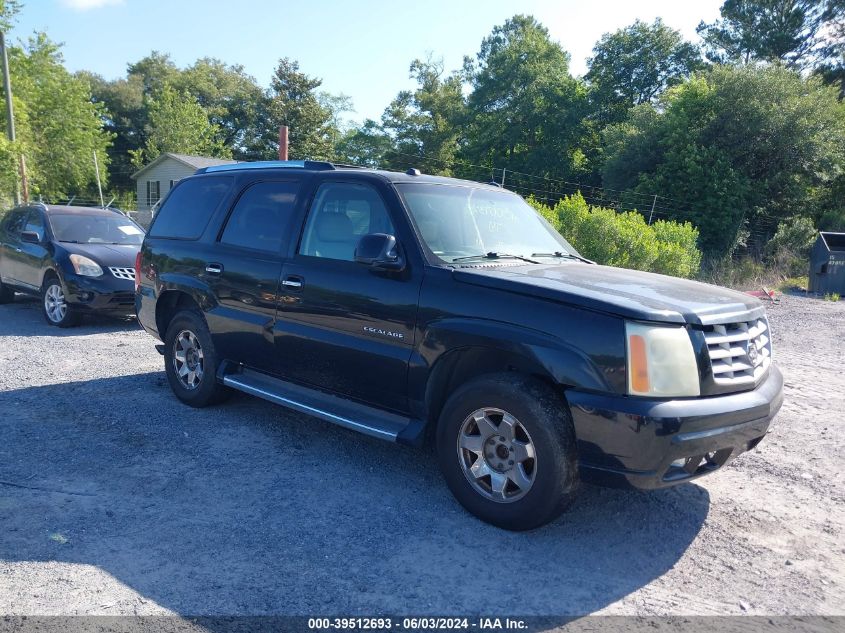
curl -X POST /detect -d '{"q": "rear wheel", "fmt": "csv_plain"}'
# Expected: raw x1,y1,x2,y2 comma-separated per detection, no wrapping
0,278,13,304
42,276,79,327
163,310,229,407
437,373,579,531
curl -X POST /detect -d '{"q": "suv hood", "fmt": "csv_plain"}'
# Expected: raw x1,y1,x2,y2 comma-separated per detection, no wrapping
452,262,765,325
60,242,139,269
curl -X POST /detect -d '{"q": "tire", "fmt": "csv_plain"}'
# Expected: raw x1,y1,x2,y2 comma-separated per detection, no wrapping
436,373,579,531
0,278,13,304
163,309,229,408
42,275,79,327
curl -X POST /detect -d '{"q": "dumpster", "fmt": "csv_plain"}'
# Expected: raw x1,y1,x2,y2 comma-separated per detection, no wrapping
809,231,845,295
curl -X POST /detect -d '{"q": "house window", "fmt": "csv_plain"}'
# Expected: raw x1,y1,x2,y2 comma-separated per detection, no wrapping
146,180,161,207
169,179,179,190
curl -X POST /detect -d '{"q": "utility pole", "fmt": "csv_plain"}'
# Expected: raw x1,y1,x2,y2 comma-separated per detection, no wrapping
278,125,289,161
93,150,104,207
648,194,657,225
0,29,21,204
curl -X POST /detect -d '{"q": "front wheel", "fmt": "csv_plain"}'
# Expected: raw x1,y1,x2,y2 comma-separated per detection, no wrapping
436,374,579,531
42,276,79,327
163,310,229,407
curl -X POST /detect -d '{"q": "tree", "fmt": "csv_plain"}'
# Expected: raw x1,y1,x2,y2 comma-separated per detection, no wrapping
334,119,393,167
83,71,147,190
136,86,230,165
603,65,845,255
4,33,113,200
380,57,465,175
815,1,845,96
586,19,704,124
461,15,590,181
0,0,22,31
264,58,338,160
126,51,179,97
697,0,844,68
175,58,270,159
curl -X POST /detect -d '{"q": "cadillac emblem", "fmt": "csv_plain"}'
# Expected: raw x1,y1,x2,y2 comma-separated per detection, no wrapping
747,341,759,365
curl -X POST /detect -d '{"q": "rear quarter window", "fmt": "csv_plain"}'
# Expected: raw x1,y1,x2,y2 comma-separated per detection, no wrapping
149,176,233,240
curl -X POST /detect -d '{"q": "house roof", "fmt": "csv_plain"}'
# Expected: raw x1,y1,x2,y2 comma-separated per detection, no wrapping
131,152,240,179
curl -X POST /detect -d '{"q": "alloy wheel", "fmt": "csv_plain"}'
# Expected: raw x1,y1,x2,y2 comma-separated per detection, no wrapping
44,283,67,323
172,330,205,390
457,407,537,503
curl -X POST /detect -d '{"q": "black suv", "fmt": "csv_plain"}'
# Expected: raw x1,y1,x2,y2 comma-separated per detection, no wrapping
136,161,783,530
0,204,144,326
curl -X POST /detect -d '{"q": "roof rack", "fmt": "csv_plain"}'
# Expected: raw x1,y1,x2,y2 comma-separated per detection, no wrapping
196,159,367,174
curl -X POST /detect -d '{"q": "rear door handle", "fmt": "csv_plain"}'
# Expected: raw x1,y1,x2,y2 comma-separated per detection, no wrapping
205,263,223,275
282,276,303,289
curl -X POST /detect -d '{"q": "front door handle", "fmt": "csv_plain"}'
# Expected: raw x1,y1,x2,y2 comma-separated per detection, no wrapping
205,263,223,275
282,276,303,289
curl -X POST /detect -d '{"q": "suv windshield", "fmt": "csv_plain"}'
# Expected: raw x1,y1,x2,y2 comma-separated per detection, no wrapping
397,183,578,263
49,214,145,245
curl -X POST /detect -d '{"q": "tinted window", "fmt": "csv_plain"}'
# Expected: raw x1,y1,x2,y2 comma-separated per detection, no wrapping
149,176,232,240
299,182,394,261
220,181,299,252
4,209,28,236
24,211,45,240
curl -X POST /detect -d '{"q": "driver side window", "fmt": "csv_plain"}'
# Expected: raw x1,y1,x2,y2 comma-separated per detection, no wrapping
298,182,394,262
24,211,45,241
4,209,28,236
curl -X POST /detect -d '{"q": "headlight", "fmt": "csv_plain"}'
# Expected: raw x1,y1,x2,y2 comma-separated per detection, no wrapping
626,322,700,397
69,254,103,277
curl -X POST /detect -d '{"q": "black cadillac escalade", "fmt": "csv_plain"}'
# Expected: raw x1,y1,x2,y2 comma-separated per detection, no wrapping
135,160,783,530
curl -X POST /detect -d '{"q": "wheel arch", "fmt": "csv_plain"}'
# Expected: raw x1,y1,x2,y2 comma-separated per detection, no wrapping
417,318,614,439
40,266,61,289
155,289,202,339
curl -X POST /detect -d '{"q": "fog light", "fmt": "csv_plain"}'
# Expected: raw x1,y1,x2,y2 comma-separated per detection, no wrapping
79,292,93,302
670,458,686,468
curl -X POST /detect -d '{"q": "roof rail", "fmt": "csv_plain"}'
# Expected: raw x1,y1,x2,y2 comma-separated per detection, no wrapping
331,162,370,170
197,159,347,174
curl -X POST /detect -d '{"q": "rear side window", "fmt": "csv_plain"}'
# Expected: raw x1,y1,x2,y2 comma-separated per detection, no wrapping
220,181,299,253
149,176,232,240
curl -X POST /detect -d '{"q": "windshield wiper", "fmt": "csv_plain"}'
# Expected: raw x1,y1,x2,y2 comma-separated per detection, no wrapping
59,240,80,243
452,252,539,264
531,251,595,264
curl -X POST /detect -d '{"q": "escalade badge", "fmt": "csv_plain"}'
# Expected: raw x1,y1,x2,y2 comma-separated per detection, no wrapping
363,326,404,340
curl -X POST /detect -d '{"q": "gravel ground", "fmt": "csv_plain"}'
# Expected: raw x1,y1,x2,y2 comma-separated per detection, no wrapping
0,293,843,619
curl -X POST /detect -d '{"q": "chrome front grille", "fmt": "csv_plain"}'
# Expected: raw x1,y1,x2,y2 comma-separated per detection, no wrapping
109,267,135,281
704,317,772,386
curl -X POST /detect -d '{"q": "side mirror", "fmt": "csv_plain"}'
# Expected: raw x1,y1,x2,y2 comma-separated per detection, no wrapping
20,231,41,244
355,233,405,272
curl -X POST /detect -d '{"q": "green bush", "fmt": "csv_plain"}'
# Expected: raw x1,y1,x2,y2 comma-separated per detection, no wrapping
764,215,817,278
529,193,702,278
699,256,767,288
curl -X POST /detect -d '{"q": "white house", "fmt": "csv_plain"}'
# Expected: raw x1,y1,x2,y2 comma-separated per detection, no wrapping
131,153,239,221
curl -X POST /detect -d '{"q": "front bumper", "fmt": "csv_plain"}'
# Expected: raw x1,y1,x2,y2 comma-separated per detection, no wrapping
566,365,783,490
62,272,136,315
